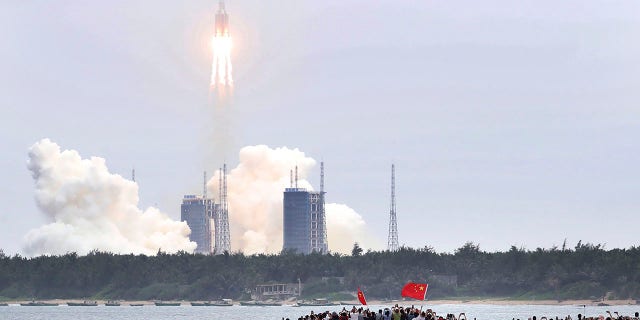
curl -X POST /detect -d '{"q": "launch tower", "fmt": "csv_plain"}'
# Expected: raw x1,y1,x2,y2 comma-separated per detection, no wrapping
283,165,328,254
181,194,214,254
387,164,399,251
214,164,231,254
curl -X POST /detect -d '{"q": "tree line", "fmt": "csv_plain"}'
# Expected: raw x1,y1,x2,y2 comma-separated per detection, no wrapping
1,242,639,301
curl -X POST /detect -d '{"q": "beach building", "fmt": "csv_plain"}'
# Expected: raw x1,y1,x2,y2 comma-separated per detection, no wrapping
252,283,301,300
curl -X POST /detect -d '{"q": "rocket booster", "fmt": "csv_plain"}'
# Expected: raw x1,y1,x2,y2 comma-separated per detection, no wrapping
215,1,229,37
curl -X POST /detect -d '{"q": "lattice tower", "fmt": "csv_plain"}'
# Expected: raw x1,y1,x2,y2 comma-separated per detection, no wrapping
387,164,399,251
215,164,231,254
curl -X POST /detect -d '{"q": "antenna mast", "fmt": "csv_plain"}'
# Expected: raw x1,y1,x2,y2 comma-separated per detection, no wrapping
387,164,399,251
320,162,324,193
132,168,135,182
203,171,207,199
295,166,298,189
218,168,223,203
223,164,228,214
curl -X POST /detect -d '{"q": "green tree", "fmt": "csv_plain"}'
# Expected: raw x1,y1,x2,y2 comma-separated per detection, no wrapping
351,243,363,257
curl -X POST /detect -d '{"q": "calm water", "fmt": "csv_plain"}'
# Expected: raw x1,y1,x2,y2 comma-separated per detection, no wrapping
1,304,639,320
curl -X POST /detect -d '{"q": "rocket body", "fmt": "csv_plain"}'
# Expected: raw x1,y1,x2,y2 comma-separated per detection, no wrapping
210,0,233,92
215,1,229,37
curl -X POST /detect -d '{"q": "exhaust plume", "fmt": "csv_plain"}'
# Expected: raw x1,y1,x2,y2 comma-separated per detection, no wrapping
23,139,196,256
210,1,233,98
208,145,374,254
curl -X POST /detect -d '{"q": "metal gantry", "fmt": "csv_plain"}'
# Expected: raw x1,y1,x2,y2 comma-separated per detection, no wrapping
320,162,328,253
387,164,399,252
309,162,328,254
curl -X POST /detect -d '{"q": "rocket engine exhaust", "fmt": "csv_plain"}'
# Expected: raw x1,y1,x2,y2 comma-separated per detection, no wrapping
210,1,233,96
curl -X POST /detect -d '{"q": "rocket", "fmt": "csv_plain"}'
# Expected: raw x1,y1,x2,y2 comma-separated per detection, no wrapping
210,0,233,89
215,1,229,37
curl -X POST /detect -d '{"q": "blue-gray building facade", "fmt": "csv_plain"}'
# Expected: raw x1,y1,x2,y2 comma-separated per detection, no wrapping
181,195,214,254
283,188,328,254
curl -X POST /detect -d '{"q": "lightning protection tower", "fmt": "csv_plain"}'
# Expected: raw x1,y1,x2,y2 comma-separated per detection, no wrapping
387,164,399,251
214,164,231,254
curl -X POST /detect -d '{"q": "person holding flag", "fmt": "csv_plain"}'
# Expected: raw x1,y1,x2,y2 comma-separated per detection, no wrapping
401,282,428,300
357,287,367,305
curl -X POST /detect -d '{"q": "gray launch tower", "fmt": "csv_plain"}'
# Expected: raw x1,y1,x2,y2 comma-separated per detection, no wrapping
387,164,399,251
181,194,214,254
181,168,231,255
214,164,231,254
283,164,328,254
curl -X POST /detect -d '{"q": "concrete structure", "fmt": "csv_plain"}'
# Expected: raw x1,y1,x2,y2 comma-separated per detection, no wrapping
181,195,214,253
283,188,312,253
252,283,300,300
182,167,230,255
282,163,328,254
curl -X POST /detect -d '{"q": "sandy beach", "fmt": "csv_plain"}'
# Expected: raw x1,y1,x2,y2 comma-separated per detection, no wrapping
336,299,639,307
4,298,637,307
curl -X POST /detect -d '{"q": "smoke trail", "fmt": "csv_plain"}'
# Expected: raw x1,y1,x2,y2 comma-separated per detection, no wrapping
23,139,196,256
207,145,374,254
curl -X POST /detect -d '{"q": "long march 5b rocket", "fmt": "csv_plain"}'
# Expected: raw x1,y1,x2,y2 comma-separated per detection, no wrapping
211,0,233,90
215,1,229,37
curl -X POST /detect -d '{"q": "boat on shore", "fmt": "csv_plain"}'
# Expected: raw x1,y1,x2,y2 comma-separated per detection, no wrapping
191,299,233,306
105,300,120,306
0,303,8,306
67,300,98,306
297,298,339,307
20,301,58,307
130,303,144,306
154,301,181,306
240,300,282,306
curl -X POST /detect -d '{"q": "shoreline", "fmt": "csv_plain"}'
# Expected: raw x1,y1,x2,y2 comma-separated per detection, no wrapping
344,299,639,307
2,298,638,307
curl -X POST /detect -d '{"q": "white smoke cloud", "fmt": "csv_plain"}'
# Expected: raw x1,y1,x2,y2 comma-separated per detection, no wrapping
23,139,196,256
325,203,369,254
208,145,374,255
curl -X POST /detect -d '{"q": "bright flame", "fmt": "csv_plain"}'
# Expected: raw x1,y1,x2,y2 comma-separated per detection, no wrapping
211,35,233,96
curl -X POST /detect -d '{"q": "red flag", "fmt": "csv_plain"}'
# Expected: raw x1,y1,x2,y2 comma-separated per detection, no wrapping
357,288,367,305
401,282,428,300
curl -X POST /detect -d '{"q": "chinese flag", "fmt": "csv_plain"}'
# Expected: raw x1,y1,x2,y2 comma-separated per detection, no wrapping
401,282,428,300
357,288,367,305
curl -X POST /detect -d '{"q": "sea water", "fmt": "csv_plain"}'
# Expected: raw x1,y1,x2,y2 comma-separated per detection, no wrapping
1,304,638,320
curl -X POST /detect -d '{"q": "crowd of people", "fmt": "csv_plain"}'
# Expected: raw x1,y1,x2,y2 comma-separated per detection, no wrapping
526,312,640,320
291,305,467,320
288,305,640,320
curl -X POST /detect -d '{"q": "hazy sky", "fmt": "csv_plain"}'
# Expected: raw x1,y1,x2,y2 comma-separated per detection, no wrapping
1,1,639,255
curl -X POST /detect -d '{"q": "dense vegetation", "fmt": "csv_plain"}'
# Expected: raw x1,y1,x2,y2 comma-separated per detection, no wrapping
1,241,640,301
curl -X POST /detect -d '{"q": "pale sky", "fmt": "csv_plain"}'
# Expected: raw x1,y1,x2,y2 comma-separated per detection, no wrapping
1,1,639,255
